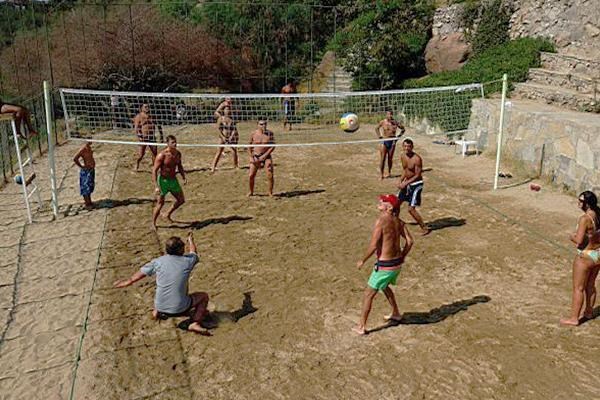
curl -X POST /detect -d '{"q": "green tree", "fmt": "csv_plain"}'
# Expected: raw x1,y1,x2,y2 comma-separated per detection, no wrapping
472,0,511,56
329,0,435,90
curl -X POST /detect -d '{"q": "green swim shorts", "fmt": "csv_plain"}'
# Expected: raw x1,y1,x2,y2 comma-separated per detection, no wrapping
158,175,182,196
367,269,400,291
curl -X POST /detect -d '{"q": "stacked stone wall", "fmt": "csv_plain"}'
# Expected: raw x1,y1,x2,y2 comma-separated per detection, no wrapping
467,98,600,192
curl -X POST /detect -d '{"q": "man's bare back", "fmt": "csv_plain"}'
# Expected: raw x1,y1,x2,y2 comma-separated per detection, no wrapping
376,213,406,261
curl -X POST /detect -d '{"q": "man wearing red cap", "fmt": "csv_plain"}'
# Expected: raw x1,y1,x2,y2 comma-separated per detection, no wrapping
354,194,414,335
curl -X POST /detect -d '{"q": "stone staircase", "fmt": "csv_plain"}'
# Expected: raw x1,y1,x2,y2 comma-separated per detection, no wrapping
513,52,599,112
300,51,353,93
321,65,353,93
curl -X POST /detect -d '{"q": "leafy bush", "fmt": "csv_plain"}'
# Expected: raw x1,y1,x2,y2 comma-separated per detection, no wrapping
404,37,555,90
471,0,511,56
328,0,435,90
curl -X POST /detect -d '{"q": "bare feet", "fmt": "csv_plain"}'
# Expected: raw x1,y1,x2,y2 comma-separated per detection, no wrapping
161,213,174,223
421,227,432,236
188,321,212,336
559,318,580,326
247,192,254,197
151,221,158,232
383,314,402,322
352,326,367,335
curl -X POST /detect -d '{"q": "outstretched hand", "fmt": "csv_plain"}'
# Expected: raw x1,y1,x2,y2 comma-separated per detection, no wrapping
114,279,130,288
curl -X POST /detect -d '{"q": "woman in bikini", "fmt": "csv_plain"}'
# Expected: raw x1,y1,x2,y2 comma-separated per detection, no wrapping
211,106,239,173
560,190,600,326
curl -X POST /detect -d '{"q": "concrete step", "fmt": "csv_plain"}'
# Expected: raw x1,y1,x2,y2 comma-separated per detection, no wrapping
528,68,598,94
513,82,598,113
541,52,600,79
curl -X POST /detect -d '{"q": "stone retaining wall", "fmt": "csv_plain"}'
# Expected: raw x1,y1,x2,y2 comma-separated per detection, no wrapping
467,98,600,192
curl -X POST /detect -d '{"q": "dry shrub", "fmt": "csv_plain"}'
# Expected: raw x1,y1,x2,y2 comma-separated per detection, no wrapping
0,5,256,96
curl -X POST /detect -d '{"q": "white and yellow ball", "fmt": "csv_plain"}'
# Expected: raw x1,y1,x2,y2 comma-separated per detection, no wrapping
339,112,359,133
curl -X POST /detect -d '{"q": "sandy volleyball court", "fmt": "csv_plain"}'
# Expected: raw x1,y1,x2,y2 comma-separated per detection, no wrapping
0,123,598,399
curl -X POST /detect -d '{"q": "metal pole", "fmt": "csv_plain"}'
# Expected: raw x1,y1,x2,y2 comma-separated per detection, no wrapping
493,73,508,190
44,81,59,219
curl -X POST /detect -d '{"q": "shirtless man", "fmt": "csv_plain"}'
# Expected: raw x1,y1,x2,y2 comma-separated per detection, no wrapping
397,138,430,235
0,99,38,138
247,120,275,197
152,135,186,230
211,106,239,172
354,194,413,335
73,142,96,209
133,104,162,171
214,97,233,120
281,81,297,131
375,110,405,180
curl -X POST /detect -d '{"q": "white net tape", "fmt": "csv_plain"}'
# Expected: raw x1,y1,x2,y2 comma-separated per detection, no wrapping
59,83,483,147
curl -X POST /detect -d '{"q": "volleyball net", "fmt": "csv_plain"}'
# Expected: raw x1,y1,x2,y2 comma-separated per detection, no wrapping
59,83,485,147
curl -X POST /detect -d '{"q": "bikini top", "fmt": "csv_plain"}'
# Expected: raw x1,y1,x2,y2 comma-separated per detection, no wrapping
586,213,600,237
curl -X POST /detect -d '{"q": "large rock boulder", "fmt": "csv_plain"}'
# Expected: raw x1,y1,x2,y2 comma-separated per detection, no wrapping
425,32,472,73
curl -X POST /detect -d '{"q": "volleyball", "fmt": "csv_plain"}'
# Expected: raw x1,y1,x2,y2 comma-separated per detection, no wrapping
14,175,23,185
339,112,359,133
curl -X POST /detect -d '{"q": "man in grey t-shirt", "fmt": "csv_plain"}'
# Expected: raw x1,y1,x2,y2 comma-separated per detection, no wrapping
114,232,210,335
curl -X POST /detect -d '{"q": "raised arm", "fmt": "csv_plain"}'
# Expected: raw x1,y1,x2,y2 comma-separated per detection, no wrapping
357,220,382,268
187,231,197,254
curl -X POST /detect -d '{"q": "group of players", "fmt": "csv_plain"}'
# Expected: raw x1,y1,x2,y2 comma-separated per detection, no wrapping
75,85,436,335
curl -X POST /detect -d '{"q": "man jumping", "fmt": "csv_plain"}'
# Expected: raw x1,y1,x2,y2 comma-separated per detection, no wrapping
152,135,186,230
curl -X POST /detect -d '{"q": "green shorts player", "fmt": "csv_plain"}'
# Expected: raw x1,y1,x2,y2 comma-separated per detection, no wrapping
152,135,186,230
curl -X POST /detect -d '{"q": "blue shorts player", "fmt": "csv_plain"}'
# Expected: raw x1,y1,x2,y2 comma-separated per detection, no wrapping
397,138,430,235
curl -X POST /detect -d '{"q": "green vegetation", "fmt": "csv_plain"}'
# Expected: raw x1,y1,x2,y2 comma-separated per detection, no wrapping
471,0,511,56
404,37,555,89
328,0,435,90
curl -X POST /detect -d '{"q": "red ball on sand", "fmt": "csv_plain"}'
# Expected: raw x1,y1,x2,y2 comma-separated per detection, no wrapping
530,183,541,191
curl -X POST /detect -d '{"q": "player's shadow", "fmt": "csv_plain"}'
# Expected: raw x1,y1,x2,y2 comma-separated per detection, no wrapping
275,189,325,198
367,295,490,334
208,292,258,326
166,215,252,230
427,217,466,231
94,198,154,209
580,306,600,325
62,197,154,216
185,167,211,173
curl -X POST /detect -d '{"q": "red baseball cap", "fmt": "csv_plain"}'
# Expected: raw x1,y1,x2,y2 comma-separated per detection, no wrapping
378,194,400,210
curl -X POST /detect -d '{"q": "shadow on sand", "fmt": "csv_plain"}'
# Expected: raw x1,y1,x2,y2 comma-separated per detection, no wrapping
209,292,258,326
275,189,325,198
427,217,467,231
367,295,491,334
580,305,600,325
62,197,154,217
165,215,252,230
